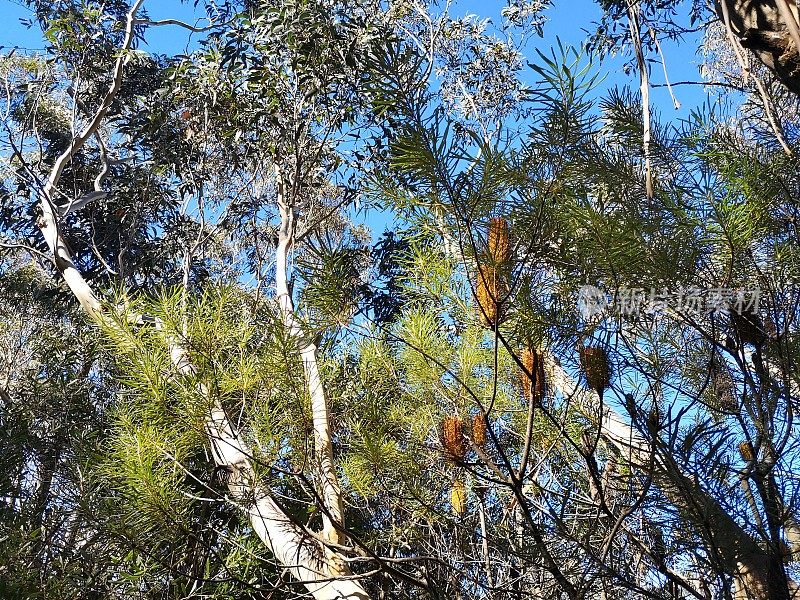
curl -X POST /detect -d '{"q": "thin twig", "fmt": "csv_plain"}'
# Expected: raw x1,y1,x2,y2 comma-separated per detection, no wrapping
134,18,222,33
649,27,680,109
650,80,742,90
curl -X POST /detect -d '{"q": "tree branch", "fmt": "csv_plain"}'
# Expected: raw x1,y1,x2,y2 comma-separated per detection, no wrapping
275,165,346,547
545,355,791,599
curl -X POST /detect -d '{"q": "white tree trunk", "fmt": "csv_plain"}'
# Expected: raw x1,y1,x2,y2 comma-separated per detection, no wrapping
31,3,369,597
38,167,371,600
275,169,345,545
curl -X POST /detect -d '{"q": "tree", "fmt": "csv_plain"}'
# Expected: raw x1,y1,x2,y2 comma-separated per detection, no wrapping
374,24,800,600
2,0,389,596
1,1,800,599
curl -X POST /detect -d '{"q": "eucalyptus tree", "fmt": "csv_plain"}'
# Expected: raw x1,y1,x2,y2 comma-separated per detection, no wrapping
0,0,401,597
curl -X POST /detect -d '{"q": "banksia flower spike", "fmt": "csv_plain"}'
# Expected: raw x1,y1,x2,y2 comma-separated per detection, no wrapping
739,441,754,462
519,346,546,406
487,217,511,269
442,416,466,462
520,346,535,400
579,345,611,400
475,265,508,329
451,478,467,515
472,414,487,447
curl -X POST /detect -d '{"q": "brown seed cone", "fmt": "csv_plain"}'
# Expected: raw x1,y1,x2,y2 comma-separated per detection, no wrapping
442,416,466,462
451,479,467,515
487,217,511,268
579,346,611,394
472,414,487,446
711,362,737,412
475,265,508,328
520,346,535,399
739,441,754,462
730,306,766,347
519,346,546,405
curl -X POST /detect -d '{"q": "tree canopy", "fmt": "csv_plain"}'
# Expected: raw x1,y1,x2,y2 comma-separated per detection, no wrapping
1,1,800,599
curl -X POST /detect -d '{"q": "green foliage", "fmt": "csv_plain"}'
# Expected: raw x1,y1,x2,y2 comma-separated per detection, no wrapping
4,0,800,598
90,286,319,595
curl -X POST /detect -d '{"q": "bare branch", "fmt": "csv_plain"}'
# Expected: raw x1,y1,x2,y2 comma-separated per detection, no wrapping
43,0,144,199
133,17,224,33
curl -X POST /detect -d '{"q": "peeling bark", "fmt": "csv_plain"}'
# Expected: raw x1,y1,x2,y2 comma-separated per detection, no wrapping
716,0,800,95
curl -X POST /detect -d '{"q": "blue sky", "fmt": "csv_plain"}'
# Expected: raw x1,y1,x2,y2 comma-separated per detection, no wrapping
0,0,712,238
0,0,709,119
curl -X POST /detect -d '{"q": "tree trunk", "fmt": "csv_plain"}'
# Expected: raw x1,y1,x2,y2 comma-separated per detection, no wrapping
715,0,800,95
274,169,345,545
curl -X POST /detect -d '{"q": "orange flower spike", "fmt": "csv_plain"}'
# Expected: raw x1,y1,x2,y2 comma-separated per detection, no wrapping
442,416,466,462
487,217,511,268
